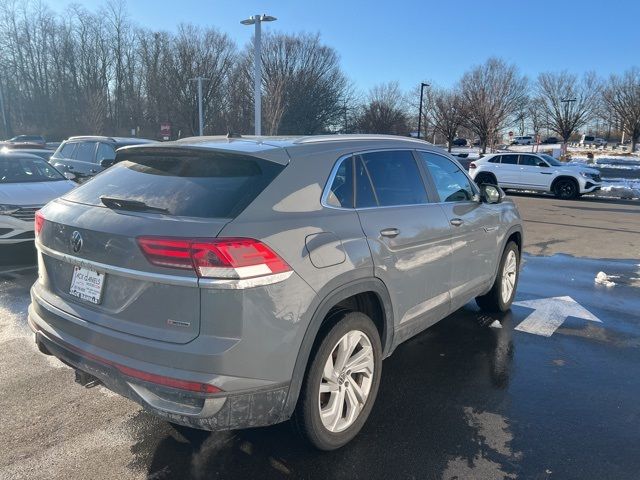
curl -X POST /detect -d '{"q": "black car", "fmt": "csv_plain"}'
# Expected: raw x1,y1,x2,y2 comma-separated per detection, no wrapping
451,138,468,147
542,137,560,144
7,135,46,146
49,136,157,182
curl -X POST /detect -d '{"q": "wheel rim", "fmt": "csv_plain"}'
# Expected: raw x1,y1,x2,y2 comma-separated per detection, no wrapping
318,330,374,433
558,181,575,198
501,250,517,304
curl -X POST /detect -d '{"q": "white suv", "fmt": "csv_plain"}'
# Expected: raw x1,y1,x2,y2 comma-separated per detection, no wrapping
579,135,607,147
510,136,534,145
469,153,602,199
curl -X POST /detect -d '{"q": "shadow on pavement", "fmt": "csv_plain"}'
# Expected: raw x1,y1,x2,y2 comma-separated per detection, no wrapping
127,307,521,479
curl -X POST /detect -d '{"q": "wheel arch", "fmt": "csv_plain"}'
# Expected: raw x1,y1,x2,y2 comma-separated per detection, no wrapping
282,277,394,418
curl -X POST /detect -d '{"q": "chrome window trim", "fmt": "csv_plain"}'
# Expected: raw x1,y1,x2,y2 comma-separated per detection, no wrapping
36,241,290,290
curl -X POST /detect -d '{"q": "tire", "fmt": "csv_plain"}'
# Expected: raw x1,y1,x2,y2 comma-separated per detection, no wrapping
553,178,579,199
476,241,520,312
293,311,382,450
475,172,497,186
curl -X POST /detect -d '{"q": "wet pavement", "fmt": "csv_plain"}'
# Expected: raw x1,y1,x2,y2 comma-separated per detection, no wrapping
1,251,639,480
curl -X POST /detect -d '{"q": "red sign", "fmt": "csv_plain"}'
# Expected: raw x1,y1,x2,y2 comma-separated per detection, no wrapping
160,123,171,139
508,131,514,137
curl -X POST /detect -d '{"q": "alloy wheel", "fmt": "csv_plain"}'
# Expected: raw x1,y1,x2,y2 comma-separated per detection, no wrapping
318,330,374,433
501,250,518,304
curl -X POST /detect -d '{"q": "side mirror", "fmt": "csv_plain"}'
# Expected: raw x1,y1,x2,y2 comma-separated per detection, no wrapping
538,161,548,167
63,171,76,181
480,184,505,204
100,158,115,168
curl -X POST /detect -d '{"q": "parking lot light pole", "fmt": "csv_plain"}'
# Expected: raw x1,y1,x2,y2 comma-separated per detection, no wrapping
417,82,430,139
190,77,209,136
241,14,277,136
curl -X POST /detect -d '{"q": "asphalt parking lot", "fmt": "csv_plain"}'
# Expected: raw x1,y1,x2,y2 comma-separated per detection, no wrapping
1,194,639,480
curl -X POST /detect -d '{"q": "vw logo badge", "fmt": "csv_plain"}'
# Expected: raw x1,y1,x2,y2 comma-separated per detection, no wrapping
71,231,83,253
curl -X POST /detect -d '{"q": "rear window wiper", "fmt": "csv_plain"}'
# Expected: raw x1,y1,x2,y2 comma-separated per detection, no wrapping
100,196,169,214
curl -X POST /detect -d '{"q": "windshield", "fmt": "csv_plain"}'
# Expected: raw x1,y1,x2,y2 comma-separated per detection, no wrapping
540,154,563,166
0,156,66,183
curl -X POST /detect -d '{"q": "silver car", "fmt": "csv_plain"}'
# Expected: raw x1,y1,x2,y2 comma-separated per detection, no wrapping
29,135,523,450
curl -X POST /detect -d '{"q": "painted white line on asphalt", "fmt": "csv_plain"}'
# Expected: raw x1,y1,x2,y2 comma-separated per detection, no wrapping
513,296,601,337
0,265,36,276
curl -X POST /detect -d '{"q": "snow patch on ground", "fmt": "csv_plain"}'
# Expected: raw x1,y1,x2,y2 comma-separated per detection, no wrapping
597,179,640,199
595,271,618,287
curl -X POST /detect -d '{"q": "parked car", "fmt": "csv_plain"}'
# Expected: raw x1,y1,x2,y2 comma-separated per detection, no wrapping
510,135,534,145
5,148,54,161
469,152,602,199
579,135,607,147
451,138,468,147
49,136,157,182
541,137,560,144
30,134,523,450
0,151,75,244
7,135,46,146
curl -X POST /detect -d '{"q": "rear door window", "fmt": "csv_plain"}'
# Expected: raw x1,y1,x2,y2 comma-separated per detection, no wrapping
359,150,427,207
63,150,284,219
96,143,116,162
354,156,378,208
73,142,98,163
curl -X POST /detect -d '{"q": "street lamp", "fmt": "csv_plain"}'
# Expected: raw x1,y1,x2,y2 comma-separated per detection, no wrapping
417,82,430,139
241,14,277,136
190,77,209,136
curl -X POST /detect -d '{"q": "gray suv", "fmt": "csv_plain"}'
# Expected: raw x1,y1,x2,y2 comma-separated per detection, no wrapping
29,135,523,450
50,136,157,182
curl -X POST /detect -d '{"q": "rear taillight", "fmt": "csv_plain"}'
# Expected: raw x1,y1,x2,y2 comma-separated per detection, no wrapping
34,211,45,237
469,162,477,169
137,237,291,279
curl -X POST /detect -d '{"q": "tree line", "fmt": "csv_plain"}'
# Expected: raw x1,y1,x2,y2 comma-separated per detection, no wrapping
0,0,638,153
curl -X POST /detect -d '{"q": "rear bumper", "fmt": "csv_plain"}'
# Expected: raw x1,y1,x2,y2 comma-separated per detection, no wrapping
28,293,291,431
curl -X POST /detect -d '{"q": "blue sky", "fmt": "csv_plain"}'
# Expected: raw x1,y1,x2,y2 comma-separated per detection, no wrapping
49,0,640,93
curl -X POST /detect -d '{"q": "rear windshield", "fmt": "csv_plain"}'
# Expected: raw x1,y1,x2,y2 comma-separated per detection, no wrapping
0,156,65,183
63,150,285,218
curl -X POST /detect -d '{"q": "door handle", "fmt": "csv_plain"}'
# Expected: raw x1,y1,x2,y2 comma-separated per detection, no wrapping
380,228,400,238
450,218,464,227
540,172,552,175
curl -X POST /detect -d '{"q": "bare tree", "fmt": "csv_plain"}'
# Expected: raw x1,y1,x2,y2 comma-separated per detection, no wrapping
460,58,528,153
427,87,466,152
355,82,409,135
602,68,640,152
536,71,599,149
527,97,546,140
253,32,349,135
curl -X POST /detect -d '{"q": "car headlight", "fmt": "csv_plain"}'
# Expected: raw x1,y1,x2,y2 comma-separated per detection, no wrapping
0,204,21,215
579,172,599,180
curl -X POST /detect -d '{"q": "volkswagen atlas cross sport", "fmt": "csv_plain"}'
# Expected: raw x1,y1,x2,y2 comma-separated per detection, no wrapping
29,135,523,450
469,152,602,199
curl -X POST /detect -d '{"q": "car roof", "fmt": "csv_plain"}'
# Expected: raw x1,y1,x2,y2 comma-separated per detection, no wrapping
129,134,435,152
66,136,158,146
